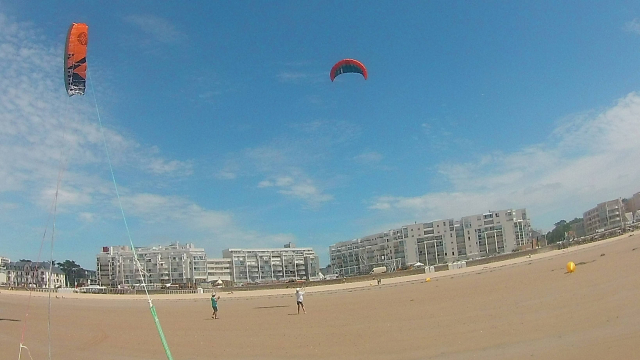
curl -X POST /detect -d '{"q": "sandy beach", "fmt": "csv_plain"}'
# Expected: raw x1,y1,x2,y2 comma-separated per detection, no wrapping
2,233,639,360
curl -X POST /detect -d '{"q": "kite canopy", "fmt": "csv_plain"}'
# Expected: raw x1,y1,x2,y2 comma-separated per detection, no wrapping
330,59,367,82
64,23,88,96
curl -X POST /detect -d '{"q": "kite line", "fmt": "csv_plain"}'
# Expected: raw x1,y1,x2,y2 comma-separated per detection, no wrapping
88,71,174,360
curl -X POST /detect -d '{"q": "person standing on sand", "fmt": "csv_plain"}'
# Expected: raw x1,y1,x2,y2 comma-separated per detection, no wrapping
295,287,306,314
211,292,220,319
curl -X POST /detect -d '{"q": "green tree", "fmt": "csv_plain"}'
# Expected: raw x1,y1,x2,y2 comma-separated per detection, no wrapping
546,220,569,244
546,218,583,244
57,260,82,287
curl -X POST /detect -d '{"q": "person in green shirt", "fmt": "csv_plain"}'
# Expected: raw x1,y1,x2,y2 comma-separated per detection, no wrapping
211,292,220,319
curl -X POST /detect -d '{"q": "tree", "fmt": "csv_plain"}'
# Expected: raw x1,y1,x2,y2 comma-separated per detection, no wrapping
19,259,31,262
546,220,569,244
546,217,583,244
57,260,82,287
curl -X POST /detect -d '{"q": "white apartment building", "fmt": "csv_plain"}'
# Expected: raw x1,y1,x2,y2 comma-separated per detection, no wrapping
97,242,207,287
417,219,468,266
625,192,640,213
206,258,232,283
583,198,625,235
222,246,320,284
330,226,419,277
330,208,532,276
460,209,531,256
0,256,10,268
5,261,66,288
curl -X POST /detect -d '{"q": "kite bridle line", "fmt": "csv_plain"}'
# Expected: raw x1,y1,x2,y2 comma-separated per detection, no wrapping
88,71,174,360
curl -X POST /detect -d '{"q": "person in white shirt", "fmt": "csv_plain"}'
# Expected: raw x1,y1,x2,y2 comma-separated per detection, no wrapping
295,287,306,314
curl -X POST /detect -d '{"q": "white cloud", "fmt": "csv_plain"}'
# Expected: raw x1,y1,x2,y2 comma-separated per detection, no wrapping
275,176,294,187
216,170,237,180
119,192,295,250
278,182,333,204
277,71,323,83
0,202,19,212
121,193,233,230
212,120,357,206
624,18,640,35
0,13,302,260
78,212,96,223
0,14,193,210
259,175,333,205
370,92,640,230
353,151,383,164
123,15,186,44
145,158,193,176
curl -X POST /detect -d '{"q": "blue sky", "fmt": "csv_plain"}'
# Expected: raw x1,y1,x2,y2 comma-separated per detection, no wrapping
1,1,640,268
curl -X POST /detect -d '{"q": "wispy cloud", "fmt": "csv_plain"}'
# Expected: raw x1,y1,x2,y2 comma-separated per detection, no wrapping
0,12,193,211
0,13,294,261
119,192,294,249
78,212,96,223
124,14,186,44
258,175,333,205
216,170,237,180
144,157,193,176
353,151,383,165
624,18,640,35
211,120,359,206
277,71,324,83
369,92,640,230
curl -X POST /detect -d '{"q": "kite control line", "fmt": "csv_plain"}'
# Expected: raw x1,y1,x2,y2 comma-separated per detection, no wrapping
89,72,174,360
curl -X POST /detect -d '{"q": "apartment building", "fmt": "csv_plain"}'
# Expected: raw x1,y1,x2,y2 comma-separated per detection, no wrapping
583,198,625,235
460,209,531,256
206,258,232,283
416,219,467,266
222,246,320,284
96,242,207,287
0,256,10,268
330,208,532,276
624,192,640,213
5,261,66,288
330,224,422,277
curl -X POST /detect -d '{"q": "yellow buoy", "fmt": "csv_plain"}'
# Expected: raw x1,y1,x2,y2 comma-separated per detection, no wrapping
567,261,576,273
425,278,431,282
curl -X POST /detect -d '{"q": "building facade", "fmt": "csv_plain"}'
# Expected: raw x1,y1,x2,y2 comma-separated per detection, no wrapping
5,261,66,288
624,192,640,213
97,242,207,288
329,226,418,277
222,246,320,284
0,256,10,268
330,208,532,276
206,258,232,283
460,209,531,256
583,198,625,235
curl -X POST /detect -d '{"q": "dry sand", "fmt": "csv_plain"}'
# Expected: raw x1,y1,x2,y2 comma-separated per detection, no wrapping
2,233,640,360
